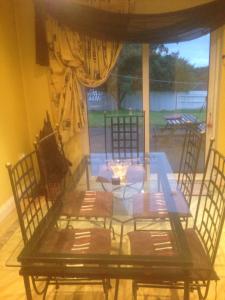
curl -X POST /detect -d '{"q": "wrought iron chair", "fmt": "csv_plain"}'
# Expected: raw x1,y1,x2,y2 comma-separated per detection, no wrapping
128,139,225,300
104,110,145,159
101,110,146,199
6,151,52,245
133,126,205,227
6,151,112,300
34,114,113,229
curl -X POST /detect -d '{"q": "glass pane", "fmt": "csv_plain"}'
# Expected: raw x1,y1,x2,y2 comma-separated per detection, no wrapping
87,44,143,154
150,35,210,172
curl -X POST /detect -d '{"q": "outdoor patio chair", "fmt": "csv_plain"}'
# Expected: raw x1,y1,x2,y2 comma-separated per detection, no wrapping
128,140,225,300
6,151,112,300
133,126,205,227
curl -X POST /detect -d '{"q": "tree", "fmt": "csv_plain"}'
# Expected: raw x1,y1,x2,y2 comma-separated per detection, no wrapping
97,44,142,109
103,44,209,109
191,66,209,90
114,44,142,109
150,50,196,91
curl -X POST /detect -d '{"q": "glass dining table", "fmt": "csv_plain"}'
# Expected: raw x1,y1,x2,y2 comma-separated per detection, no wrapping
6,152,193,300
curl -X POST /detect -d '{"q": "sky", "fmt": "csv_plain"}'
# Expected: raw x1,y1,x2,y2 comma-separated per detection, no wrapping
165,34,210,67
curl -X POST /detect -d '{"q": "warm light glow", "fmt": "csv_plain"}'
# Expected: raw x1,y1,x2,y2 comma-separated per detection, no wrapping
108,161,130,182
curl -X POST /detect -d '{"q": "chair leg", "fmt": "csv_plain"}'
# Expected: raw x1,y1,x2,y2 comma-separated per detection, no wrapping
104,217,106,228
123,186,127,200
132,281,137,300
109,219,115,240
134,220,137,231
157,173,161,192
103,279,109,300
184,281,190,300
43,285,48,300
101,182,108,192
114,279,120,300
23,275,32,300
55,278,60,289
119,224,124,253
31,276,49,299
197,281,210,300
106,278,112,289
105,291,109,300
65,217,72,229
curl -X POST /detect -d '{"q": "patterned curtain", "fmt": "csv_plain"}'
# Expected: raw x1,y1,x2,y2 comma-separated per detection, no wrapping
46,17,122,141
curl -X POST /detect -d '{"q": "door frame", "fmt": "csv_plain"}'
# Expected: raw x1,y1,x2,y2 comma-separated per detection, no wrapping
207,29,223,151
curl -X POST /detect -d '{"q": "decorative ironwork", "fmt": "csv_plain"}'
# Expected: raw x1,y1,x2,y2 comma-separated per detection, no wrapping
178,126,205,207
6,151,51,245
195,144,225,265
104,111,145,159
130,139,225,300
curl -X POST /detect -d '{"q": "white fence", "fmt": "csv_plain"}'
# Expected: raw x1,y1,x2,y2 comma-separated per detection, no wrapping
87,90,207,111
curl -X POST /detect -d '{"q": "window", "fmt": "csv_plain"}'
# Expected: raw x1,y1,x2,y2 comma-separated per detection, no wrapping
87,44,142,154
87,35,210,173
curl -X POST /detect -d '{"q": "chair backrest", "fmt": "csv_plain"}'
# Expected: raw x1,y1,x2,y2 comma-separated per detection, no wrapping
104,110,145,159
177,126,205,207
194,141,225,265
35,114,71,202
6,151,52,245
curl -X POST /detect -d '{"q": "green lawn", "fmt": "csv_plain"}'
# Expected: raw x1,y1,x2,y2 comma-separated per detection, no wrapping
88,109,206,128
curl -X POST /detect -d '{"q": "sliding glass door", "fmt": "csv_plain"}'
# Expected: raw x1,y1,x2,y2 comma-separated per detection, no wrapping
87,44,143,154
149,35,210,171
86,35,210,173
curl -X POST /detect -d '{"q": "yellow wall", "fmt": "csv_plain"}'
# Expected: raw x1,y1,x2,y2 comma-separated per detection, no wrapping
0,1,30,205
15,0,89,164
216,27,225,154
14,0,51,143
0,0,88,207
13,0,88,173
14,0,88,168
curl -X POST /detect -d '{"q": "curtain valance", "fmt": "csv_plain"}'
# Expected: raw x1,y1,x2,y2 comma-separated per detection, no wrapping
46,0,225,43
36,0,225,65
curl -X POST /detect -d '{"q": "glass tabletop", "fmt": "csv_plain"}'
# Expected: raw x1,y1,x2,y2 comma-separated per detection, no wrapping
7,152,192,273
87,152,189,217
